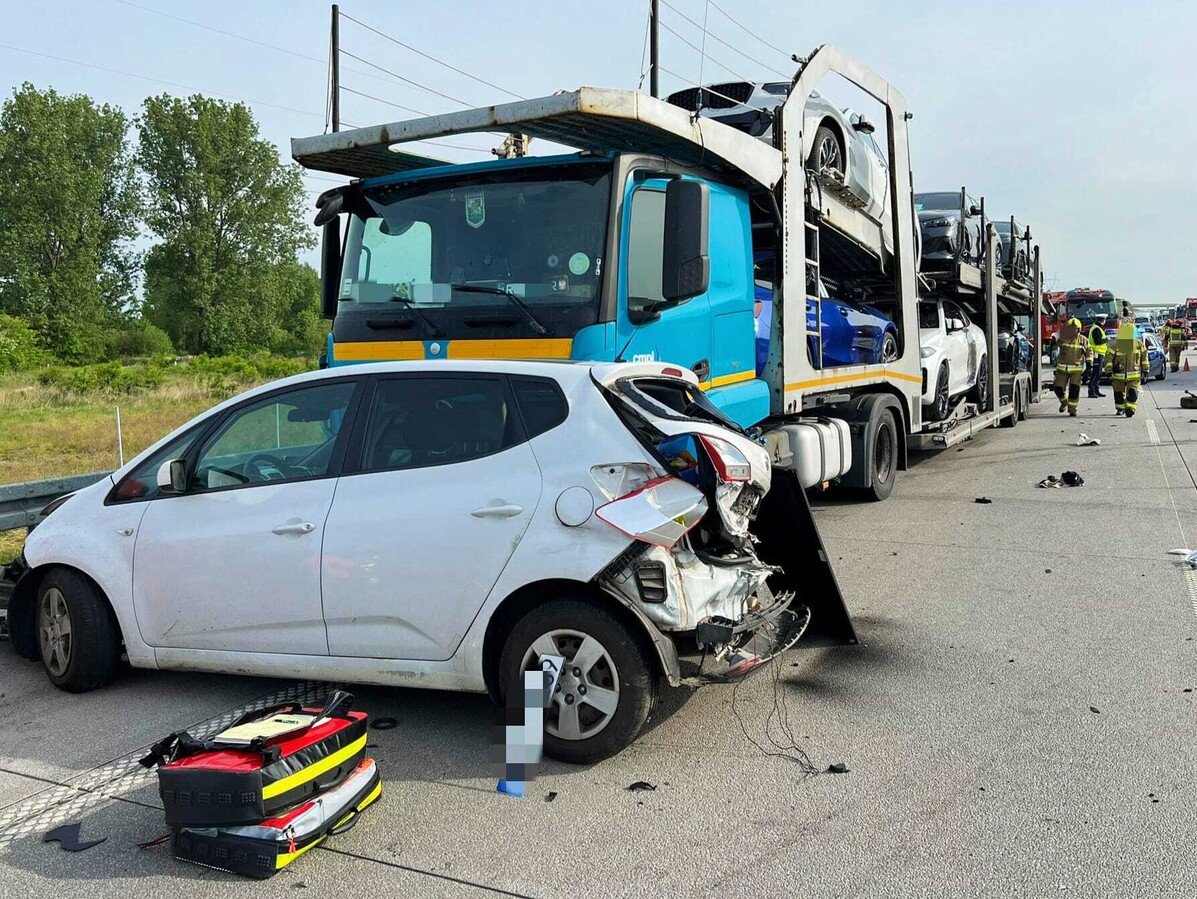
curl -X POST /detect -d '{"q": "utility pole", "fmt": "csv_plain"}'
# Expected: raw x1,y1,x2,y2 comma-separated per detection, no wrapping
649,0,659,98
330,4,340,131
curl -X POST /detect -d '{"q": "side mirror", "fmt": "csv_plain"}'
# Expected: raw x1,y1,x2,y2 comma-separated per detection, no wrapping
968,204,983,217
320,218,342,320
313,190,345,227
662,179,710,304
156,458,187,494
852,117,876,134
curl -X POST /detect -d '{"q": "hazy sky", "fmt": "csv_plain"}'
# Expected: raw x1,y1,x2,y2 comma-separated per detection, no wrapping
2,0,1194,303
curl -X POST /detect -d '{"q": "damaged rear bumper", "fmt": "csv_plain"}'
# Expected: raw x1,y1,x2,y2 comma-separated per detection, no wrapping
682,600,811,686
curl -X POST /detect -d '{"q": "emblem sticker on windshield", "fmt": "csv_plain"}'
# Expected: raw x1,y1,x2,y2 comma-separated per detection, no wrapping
465,190,486,229
569,252,590,275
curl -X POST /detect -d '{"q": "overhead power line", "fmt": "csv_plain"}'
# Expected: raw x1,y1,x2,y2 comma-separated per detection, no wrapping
341,85,429,118
657,65,756,110
708,0,794,62
340,49,470,108
661,0,789,79
0,42,324,119
658,20,749,84
338,10,526,101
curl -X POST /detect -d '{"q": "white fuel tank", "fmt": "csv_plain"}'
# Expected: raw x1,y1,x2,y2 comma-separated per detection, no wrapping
764,419,853,489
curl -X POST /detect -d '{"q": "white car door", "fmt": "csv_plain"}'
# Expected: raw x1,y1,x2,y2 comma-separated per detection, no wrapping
320,373,542,661
132,379,360,655
943,302,973,394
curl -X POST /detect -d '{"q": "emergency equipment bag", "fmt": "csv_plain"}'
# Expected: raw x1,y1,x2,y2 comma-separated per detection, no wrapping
142,690,368,827
171,756,382,879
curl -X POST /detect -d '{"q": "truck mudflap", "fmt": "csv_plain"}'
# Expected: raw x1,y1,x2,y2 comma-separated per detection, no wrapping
682,600,810,686
750,470,857,646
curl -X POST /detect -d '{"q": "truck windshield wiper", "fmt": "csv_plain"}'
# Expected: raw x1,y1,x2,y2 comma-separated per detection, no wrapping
388,296,443,338
450,283,550,336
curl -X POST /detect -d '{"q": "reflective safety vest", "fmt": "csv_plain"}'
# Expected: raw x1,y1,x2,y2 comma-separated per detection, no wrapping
1089,324,1108,356
1108,339,1150,380
1168,326,1187,348
1055,336,1092,374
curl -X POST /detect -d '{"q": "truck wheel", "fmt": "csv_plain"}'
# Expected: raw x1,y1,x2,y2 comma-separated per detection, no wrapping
1002,386,1020,428
970,356,990,411
858,409,897,502
36,569,120,693
498,599,656,764
927,364,950,422
1019,383,1030,419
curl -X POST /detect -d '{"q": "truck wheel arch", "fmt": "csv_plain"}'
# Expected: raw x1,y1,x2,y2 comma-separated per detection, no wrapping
834,391,910,490
480,578,681,704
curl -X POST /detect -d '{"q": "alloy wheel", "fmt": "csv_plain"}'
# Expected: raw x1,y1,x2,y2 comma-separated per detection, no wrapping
39,587,72,677
520,629,620,741
817,134,842,172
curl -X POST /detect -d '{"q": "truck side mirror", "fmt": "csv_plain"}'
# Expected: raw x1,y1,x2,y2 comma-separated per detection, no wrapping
968,204,983,217
156,458,187,494
662,179,710,304
320,217,342,320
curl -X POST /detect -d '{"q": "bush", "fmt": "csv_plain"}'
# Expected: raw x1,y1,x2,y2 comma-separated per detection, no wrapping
37,360,165,394
0,313,52,371
106,322,175,360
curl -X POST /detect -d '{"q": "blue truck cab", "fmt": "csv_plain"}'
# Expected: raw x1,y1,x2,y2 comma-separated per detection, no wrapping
318,152,770,427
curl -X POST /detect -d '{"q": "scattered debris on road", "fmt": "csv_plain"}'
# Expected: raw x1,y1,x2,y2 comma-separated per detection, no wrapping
1076,433,1101,446
975,497,992,504
372,717,398,730
626,781,657,793
43,823,105,852
826,762,850,774
1089,706,1101,714
545,791,558,802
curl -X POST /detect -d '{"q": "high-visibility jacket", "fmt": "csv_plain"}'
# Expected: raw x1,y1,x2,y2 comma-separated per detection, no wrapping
1055,335,1092,374
1168,326,1187,348
1107,338,1150,380
1088,324,1108,356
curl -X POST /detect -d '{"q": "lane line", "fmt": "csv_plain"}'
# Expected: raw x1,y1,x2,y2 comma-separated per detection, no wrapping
1188,569,1197,620
1147,418,1161,444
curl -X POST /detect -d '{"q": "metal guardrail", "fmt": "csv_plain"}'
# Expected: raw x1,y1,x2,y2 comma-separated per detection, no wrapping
0,472,112,533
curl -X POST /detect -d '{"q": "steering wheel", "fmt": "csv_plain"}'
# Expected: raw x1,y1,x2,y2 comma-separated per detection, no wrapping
244,452,302,482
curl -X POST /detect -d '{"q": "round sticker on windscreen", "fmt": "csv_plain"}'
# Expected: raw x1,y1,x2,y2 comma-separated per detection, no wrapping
568,252,590,275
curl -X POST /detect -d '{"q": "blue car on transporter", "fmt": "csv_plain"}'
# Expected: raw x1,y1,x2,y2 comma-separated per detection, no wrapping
755,280,899,373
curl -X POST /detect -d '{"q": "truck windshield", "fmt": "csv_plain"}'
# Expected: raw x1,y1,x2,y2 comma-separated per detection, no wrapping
1069,300,1118,321
338,162,612,341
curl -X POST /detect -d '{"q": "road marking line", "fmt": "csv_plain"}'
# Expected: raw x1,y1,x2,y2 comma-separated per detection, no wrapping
1187,569,1197,619
1147,419,1161,444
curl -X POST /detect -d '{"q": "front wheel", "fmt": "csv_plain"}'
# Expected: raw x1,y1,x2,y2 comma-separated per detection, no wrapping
926,364,950,422
36,569,120,693
856,408,898,502
880,331,899,363
498,599,656,764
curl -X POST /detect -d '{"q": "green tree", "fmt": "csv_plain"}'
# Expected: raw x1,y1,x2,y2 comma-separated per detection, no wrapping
137,94,317,356
0,84,140,361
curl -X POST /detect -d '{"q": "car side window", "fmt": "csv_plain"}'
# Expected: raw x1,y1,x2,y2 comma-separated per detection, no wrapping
192,382,357,491
359,376,520,472
108,429,201,504
944,303,966,331
511,376,568,438
918,302,940,329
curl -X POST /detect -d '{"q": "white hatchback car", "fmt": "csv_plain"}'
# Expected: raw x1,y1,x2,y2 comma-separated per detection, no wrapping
5,360,807,762
919,298,988,421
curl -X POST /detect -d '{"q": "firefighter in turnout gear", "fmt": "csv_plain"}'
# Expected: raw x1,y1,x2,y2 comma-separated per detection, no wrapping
1087,315,1108,398
1052,317,1092,416
1107,319,1150,417
1167,319,1186,372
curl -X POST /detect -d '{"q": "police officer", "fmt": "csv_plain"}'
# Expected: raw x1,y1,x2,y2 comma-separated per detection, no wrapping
1052,316,1091,416
1167,318,1186,372
1087,314,1108,398
1107,318,1149,417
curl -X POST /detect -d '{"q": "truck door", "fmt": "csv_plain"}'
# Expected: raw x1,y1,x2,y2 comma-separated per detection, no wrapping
619,179,712,380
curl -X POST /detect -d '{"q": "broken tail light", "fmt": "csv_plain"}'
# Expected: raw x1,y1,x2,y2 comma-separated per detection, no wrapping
595,476,708,549
698,435,751,482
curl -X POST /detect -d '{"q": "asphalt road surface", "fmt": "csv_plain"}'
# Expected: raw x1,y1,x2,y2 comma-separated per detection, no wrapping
2,362,1195,898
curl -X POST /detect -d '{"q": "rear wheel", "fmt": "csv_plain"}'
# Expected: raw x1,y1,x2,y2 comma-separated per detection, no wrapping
927,364,950,422
36,569,120,693
880,331,899,363
1002,384,1021,428
971,356,991,411
857,409,898,502
499,598,656,764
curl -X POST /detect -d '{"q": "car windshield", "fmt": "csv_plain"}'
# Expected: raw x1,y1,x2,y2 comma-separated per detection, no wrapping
338,161,613,340
914,192,963,212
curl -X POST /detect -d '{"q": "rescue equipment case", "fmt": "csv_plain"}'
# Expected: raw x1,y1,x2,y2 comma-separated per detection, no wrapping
172,756,382,879
143,691,368,827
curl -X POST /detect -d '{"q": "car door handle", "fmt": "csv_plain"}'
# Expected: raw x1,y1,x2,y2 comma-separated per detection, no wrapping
471,503,523,519
272,521,316,535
